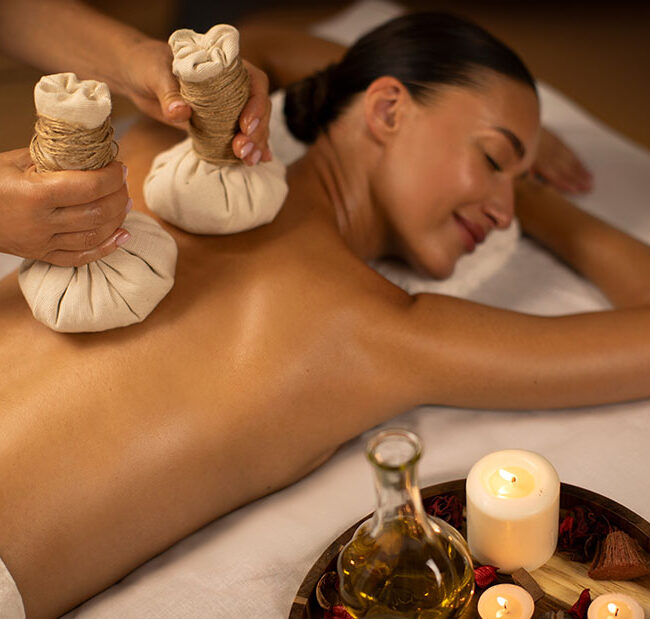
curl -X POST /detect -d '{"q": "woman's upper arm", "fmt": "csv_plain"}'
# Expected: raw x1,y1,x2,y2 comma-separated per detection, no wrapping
379,292,650,411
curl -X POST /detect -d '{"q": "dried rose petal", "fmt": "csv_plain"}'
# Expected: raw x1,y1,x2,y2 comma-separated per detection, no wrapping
325,605,355,619
568,588,591,619
558,507,611,562
474,565,499,588
425,494,465,530
559,514,575,538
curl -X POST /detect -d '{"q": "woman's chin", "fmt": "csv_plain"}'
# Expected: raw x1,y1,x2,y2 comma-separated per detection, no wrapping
409,257,457,280
399,241,460,280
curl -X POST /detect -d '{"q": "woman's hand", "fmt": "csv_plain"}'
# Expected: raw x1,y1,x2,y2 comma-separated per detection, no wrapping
0,149,130,266
121,38,272,165
532,128,593,194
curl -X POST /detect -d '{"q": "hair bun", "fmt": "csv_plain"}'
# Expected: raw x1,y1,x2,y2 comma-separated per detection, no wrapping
284,64,336,143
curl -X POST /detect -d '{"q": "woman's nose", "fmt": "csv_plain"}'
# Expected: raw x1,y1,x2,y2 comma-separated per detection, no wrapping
483,179,514,229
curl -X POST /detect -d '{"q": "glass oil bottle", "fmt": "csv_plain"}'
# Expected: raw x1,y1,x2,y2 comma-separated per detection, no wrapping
337,429,475,618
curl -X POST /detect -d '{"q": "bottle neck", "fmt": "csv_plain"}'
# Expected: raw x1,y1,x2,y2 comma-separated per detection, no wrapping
372,462,428,524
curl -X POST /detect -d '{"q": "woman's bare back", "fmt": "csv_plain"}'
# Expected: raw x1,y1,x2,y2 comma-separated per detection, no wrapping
0,120,410,617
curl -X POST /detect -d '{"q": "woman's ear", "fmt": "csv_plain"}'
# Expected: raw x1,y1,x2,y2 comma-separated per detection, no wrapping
363,76,410,143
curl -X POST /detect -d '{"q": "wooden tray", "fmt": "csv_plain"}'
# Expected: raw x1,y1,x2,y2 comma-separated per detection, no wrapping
289,480,650,618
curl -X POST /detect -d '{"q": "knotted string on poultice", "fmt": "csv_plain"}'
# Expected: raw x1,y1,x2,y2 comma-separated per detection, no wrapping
179,57,250,166
30,115,118,172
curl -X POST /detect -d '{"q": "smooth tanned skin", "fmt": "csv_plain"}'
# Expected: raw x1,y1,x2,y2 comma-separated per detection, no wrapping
1,75,650,618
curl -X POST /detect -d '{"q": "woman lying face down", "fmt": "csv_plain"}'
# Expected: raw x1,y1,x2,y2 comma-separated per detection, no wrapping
1,12,649,619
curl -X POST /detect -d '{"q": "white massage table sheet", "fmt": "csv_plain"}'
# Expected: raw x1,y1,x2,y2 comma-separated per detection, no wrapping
0,2,646,616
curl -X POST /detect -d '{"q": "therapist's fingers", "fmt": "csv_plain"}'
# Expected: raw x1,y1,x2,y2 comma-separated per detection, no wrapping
121,37,191,130
29,160,127,207
0,149,130,261
48,210,131,252
41,228,131,267
233,59,272,165
52,184,130,233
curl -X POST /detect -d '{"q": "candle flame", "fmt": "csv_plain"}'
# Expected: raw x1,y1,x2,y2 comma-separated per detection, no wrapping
498,468,517,484
496,596,509,618
607,603,620,617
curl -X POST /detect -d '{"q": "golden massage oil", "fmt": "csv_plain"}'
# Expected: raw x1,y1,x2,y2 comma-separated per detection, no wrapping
337,430,474,618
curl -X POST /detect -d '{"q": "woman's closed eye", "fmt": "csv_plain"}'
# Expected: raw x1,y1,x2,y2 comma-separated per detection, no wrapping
485,153,503,172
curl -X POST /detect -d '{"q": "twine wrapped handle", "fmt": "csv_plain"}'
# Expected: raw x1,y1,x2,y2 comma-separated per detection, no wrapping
180,58,249,166
31,116,117,172
170,25,250,166
30,72,117,172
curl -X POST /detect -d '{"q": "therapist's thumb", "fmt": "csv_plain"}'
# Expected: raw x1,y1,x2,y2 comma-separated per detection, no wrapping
157,76,192,124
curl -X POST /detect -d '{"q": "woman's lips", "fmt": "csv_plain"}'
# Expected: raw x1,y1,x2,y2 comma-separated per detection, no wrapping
454,213,486,253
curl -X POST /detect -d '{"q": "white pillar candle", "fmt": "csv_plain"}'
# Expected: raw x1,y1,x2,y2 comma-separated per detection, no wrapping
466,450,560,573
587,593,644,619
477,584,534,619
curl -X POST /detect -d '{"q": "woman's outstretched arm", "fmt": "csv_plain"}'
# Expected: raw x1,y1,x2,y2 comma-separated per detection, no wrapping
515,179,649,308
380,180,650,411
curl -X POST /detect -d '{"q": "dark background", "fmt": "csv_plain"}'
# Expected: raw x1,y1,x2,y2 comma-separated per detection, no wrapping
1,1,649,151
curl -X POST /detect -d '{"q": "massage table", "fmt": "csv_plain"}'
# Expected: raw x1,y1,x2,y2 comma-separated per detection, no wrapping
1,2,647,616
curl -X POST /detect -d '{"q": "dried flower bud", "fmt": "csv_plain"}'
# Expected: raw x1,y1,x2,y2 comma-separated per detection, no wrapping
325,604,355,619
558,507,610,562
474,565,498,588
425,494,465,530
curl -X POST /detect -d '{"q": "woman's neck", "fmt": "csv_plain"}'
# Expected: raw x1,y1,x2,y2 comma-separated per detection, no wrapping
286,124,390,261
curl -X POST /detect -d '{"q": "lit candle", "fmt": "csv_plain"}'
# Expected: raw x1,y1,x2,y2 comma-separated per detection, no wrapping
587,594,644,619
466,450,560,573
477,584,534,619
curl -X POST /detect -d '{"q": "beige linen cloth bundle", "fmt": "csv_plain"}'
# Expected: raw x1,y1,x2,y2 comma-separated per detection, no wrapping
19,73,177,333
144,25,288,234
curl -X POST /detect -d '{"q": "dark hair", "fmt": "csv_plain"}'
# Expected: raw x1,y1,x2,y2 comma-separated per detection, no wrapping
284,12,537,143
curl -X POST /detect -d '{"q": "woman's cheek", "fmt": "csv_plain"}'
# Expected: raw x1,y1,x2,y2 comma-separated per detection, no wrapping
409,226,462,280
458,160,493,204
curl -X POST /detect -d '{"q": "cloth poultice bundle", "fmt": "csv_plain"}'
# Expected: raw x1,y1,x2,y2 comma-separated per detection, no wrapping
144,25,288,234
19,73,177,333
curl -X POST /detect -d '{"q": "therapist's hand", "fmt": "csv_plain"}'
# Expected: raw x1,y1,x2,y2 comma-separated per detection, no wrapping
532,128,594,194
121,38,272,165
0,148,131,267
233,59,273,165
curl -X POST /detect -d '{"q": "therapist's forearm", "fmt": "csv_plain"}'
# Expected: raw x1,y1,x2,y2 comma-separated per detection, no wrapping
0,0,146,97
